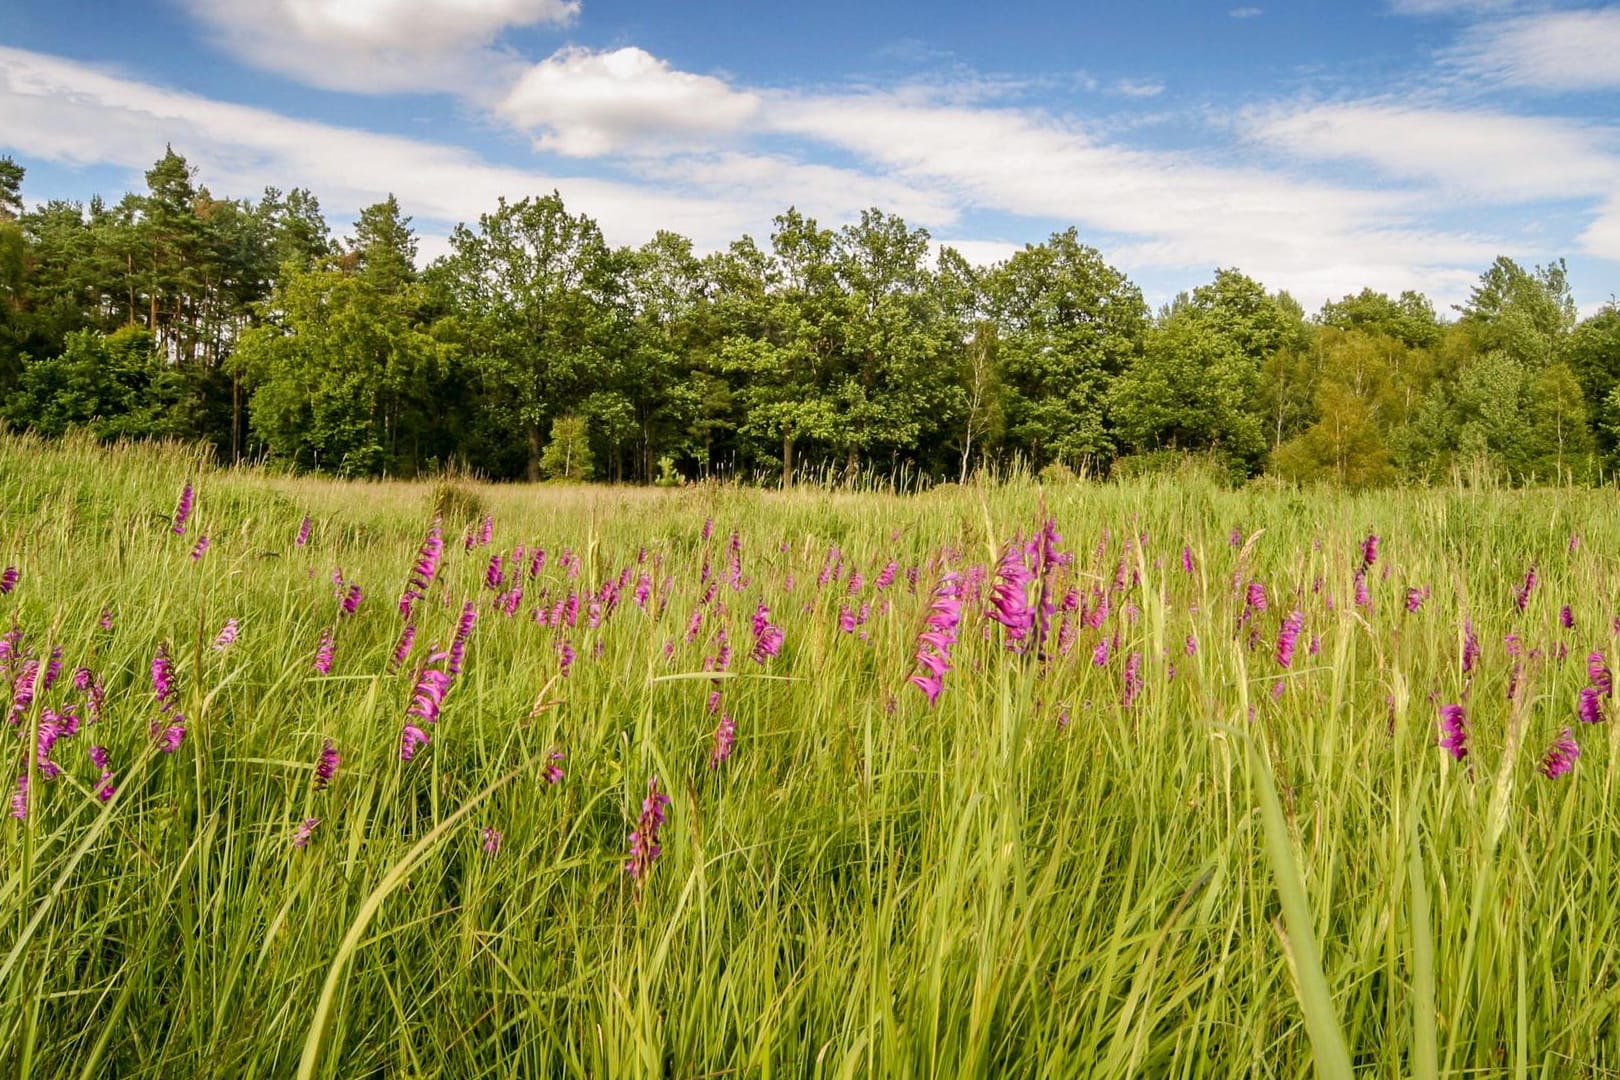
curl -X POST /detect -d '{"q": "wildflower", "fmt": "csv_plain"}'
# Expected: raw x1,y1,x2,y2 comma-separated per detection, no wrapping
1560,604,1575,629
407,664,452,726
1515,565,1537,613
634,573,652,608
172,482,194,535
314,739,340,790
340,584,362,616
709,711,736,767
1589,651,1612,697
1579,686,1604,724
987,541,1035,650
9,774,25,820
190,536,210,560
213,618,240,650
152,644,178,711
751,603,785,662
0,566,17,594
1405,587,1428,614
293,817,320,848
296,515,312,546
1438,704,1468,760
75,667,105,723
1360,533,1379,570
1541,727,1579,779
313,628,335,675
1353,572,1371,609
1122,652,1143,708
477,514,493,546
88,745,114,801
448,601,477,676
486,554,505,591
1229,527,1243,548
390,624,416,671
1185,634,1198,656
558,641,576,676
481,827,502,855
155,723,185,753
1308,634,1321,656
1092,638,1110,666
543,748,565,785
1462,620,1480,675
1181,546,1194,573
1244,582,1268,615
41,646,63,692
908,573,962,706
626,777,672,883
875,561,898,590
399,524,444,617
99,609,113,630
400,724,430,761
1276,611,1304,669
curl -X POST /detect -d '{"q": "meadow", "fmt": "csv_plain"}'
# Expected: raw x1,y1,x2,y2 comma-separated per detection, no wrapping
4,433,1620,1078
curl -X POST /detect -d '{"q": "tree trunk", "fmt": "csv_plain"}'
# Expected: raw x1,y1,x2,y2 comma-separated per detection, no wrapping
781,433,794,490
527,424,543,483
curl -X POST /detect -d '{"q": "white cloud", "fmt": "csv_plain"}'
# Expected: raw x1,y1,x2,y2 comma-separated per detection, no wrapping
1579,196,1620,261
0,46,756,249
1387,0,1520,15
1229,7,1264,18
1246,101,1620,201
1450,9,1620,91
1113,79,1165,98
181,0,577,95
498,47,761,157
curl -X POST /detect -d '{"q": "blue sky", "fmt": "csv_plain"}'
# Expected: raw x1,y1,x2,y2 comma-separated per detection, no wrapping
2,0,1617,314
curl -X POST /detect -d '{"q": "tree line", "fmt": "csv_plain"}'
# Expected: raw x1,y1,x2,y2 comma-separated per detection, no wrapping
2,148,1618,487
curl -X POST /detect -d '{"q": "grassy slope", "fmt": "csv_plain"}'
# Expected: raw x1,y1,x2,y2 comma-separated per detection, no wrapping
3,432,1620,1077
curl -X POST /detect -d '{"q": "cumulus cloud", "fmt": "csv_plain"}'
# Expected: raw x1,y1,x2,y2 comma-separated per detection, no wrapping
498,47,761,156
1449,9,1620,91
1246,101,1620,201
181,0,578,94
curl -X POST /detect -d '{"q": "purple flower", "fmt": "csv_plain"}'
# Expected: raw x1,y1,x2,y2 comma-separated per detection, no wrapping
1185,634,1198,656
1353,572,1371,609
293,817,320,848
543,748,565,785
1276,611,1304,669
1579,686,1604,724
987,541,1036,649
485,554,505,591
481,827,502,855
212,618,240,650
0,566,17,594
154,723,185,753
909,572,962,706
189,536,210,561
314,739,340,790
1360,533,1379,570
313,628,335,675
340,584,362,616
390,624,416,671
399,525,444,617
1462,620,1480,675
1438,704,1468,761
709,711,736,768
1245,581,1268,615
9,774,26,820
1122,652,1143,708
152,644,178,712
400,723,430,761
1560,604,1575,629
626,776,672,883
448,600,477,675
1181,546,1195,574
407,665,452,726
1092,638,1110,666
1589,651,1612,697
1405,587,1428,614
88,745,115,801
1541,727,1579,779
296,515,312,547
1515,565,1537,613
172,482,194,535
751,603,785,662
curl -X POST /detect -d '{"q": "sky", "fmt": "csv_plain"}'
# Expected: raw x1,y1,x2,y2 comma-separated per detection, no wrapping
1,0,1618,315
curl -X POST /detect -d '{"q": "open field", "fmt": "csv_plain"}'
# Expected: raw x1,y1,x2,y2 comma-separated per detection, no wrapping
4,433,1620,1077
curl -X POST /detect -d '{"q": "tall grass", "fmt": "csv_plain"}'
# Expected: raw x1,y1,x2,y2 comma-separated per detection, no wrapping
3,431,1619,1076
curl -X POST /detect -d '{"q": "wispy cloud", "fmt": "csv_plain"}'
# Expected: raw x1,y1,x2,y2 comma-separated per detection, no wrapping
1229,7,1264,19
1113,78,1166,98
178,0,578,96
1448,8,1620,91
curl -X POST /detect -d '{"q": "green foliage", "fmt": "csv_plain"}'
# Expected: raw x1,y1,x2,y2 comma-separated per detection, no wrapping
2,326,185,440
539,413,593,480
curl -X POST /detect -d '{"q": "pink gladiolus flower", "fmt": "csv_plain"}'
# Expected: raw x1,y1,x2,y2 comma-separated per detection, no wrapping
1360,533,1379,569
340,584,362,616
908,573,962,706
296,515,312,546
543,748,565,785
314,739,340,790
481,826,502,855
189,536,209,560
1438,704,1468,760
399,525,444,617
1578,686,1604,724
1462,620,1480,674
1560,605,1575,629
1122,652,1142,708
152,644,178,712
1515,566,1537,612
213,618,239,650
1541,727,1579,779
626,776,672,883
155,723,185,753
293,817,320,848
709,711,736,767
9,774,26,819
987,541,1035,650
172,483,193,535
400,724,430,760
0,566,17,594
1590,651,1612,697
448,601,476,676
1276,611,1304,669
313,628,335,675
